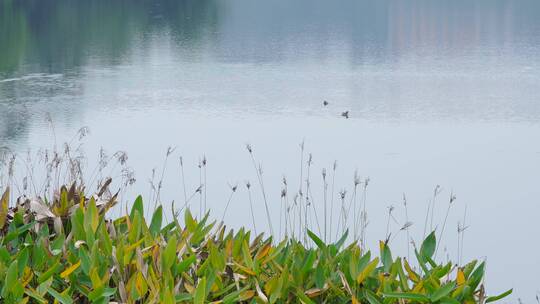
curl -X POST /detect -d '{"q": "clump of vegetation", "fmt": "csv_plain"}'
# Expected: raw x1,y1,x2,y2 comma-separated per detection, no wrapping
0,183,511,303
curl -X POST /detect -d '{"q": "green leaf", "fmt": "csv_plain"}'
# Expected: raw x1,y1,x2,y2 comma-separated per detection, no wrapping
431,282,456,302
38,260,61,284
17,247,29,274
163,235,178,270
307,229,326,251
334,229,349,250
149,205,163,236
84,197,99,233
25,287,48,303
468,261,485,290
128,210,142,243
439,296,461,304
47,286,73,304
364,289,382,304
194,277,206,304
486,289,513,303
380,241,393,272
1,260,18,297
301,250,316,275
296,290,316,304
420,231,436,260
185,209,196,231
130,195,144,220
177,255,196,274
356,251,372,275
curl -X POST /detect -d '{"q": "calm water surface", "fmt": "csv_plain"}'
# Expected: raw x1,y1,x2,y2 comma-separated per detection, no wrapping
1,0,540,300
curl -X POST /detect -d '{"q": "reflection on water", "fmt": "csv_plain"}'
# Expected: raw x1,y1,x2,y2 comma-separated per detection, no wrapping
1,0,540,142
1,0,540,301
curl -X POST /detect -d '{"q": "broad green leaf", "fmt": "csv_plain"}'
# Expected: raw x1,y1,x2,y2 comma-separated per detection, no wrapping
380,241,393,272
194,277,206,304
163,235,178,270
177,255,196,274
334,229,349,250
420,231,436,260
468,262,485,290
185,209,196,231
37,261,61,284
130,195,144,220
431,282,456,302
2,260,18,297
128,210,142,243
364,289,382,304
307,229,326,251
149,205,163,236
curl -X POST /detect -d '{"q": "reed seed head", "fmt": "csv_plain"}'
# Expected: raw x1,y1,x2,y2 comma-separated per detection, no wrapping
339,189,346,200
400,221,413,230
77,126,90,140
354,170,360,186
114,151,128,165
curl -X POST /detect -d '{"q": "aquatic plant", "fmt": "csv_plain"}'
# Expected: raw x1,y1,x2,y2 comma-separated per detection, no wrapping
0,185,511,303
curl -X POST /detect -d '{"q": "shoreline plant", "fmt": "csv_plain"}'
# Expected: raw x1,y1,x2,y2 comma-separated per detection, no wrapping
0,183,511,303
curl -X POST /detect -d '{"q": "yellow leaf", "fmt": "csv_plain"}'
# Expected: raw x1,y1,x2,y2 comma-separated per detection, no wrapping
457,268,466,285
0,187,9,229
125,239,145,253
89,198,99,233
412,281,424,293
352,296,360,304
239,290,255,301
61,261,81,279
21,267,33,287
404,259,420,282
256,243,271,260
225,239,233,258
357,257,379,284
305,288,323,298
135,272,148,296
184,282,195,293
90,268,103,289
234,262,256,276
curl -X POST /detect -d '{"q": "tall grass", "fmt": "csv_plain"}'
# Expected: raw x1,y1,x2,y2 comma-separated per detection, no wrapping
0,132,513,302
0,183,512,303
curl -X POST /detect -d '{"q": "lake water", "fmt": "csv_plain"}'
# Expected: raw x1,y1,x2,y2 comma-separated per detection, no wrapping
1,0,540,301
